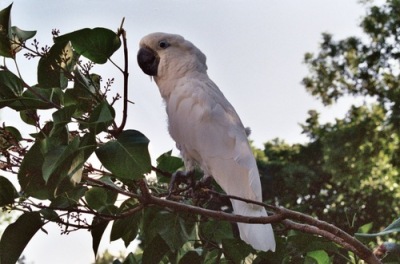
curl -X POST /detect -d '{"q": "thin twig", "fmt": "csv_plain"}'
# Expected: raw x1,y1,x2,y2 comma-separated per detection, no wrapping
83,175,140,200
151,165,172,178
22,82,61,109
27,198,144,222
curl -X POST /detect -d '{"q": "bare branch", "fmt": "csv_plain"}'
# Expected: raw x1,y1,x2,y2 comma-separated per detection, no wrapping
112,21,129,137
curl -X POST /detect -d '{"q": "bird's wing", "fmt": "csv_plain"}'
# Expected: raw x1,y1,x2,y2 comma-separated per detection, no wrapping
166,76,262,203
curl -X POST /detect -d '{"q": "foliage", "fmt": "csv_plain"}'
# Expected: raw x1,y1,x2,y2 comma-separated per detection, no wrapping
302,0,400,129
0,2,393,264
0,3,281,264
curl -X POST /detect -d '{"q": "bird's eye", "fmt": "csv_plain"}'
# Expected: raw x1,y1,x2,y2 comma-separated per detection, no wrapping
158,40,170,49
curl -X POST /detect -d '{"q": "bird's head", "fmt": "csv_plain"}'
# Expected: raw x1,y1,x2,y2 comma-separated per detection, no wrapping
137,32,207,81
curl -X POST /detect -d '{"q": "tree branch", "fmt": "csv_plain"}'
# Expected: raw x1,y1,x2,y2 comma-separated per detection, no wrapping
113,19,129,136
280,219,380,264
34,175,380,264
276,206,379,262
136,181,381,264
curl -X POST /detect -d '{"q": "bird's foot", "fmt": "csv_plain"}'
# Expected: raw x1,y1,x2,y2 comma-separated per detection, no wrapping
167,170,195,198
194,175,213,190
190,175,215,204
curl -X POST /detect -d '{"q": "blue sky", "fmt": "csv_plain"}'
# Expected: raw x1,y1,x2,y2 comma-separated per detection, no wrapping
0,0,368,263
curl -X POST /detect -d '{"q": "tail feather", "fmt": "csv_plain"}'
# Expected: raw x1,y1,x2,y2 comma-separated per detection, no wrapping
232,200,276,252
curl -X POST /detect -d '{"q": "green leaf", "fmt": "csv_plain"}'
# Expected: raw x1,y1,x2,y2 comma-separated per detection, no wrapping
64,70,100,113
39,122,69,148
42,136,80,182
80,101,115,134
11,26,36,42
55,27,121,64
2,86,63,111
0,126,22,149
221,239,252,264
39,208,60,222
141,208,196,252
20,109,37,126
96,130,151,180
148,211,195,251
4,126,22,141
287,232,338,254
37,41,75,88
85,186,118,212
141,207,161,244
0,4,35,58
0,69,24,100
157,150,183,170
0,176,18,206
306,250,330,264
199,220,234,244
50,186,88,209
0,212,43,264
91,216,110,257
380,217,400,234
18,140,50,199
0,4,12,58
9,26,36,55
19,137,81,200
51,105,77,134
357,222,373,234
156,150,184,182
80,131,97,160
142,234,170,264
110,199,141,247
52,105,76,125
73,69,99,94
356,217,400,237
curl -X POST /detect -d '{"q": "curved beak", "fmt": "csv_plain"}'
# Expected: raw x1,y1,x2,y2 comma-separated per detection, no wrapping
137,47,159,76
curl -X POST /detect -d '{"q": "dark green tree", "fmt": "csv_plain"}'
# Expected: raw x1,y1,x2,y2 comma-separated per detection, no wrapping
302,0,400,130
258,0,400,262
260,105,399,233
301,0,400,230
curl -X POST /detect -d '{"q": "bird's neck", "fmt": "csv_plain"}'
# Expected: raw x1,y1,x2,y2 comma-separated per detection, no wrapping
155,71,208,100
154,77,176,100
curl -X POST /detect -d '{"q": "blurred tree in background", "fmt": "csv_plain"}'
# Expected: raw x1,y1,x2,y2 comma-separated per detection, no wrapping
260,0,400,237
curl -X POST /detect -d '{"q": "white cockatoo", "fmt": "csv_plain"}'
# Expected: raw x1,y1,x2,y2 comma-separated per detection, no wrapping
137,32,275,252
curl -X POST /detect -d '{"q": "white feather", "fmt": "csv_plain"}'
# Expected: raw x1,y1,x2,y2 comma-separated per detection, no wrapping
139,32,276,252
